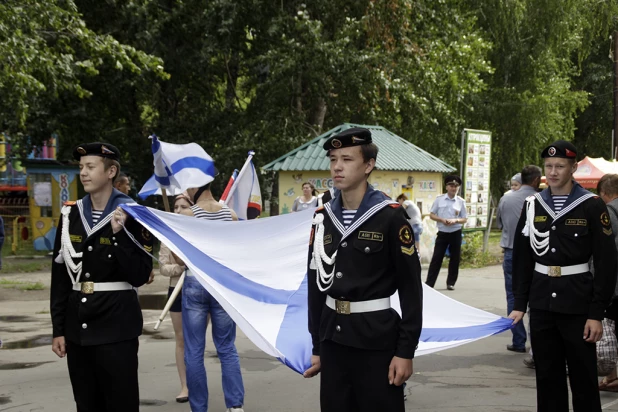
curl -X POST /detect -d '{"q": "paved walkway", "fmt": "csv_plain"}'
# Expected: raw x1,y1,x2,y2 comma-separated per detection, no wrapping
1,265,617,411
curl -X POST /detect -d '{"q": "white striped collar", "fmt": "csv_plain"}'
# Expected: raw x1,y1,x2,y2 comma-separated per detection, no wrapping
534,192,596,223
324,200,395,242
77,199,114,238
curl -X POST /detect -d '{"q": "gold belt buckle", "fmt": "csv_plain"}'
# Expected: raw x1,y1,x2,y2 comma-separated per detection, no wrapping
335,300,351,315
81,282,94,294
548,266,561,278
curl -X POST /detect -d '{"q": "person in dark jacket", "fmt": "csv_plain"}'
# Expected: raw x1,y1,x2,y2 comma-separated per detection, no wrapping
50,142,153,412
303,127,423,412
509,141,617,412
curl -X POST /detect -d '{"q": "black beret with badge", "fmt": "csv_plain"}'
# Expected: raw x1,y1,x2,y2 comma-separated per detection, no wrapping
73,142,120,161
444,175,462,186
540,140,577,159
323,127,372,151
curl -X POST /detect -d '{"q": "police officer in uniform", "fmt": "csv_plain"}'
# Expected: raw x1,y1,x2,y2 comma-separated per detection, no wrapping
303,128,423,412
510,140,617,412
425,175,467,290
50,142,153,412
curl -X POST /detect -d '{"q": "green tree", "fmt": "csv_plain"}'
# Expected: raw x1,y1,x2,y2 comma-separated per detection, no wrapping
0,0,167,159
465,0,618,197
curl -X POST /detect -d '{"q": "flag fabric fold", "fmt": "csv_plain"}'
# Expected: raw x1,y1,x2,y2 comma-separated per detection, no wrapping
138,135,216,199
220,159,262,220
121,204,512,374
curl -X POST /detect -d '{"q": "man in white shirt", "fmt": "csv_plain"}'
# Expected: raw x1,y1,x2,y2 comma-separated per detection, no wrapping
425,175,467,290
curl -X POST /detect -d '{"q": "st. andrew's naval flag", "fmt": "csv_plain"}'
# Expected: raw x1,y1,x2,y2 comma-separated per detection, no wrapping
121,204,512,374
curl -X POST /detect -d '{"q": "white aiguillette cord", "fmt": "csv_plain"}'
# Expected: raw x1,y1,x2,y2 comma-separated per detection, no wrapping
311,214,337,292
521,196,549,256
55,205,83,285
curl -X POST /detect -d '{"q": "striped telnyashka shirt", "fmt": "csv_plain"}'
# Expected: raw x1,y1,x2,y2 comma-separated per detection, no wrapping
190,204,234,221
91,210,103,225
552,195,568,213
342,209,357,229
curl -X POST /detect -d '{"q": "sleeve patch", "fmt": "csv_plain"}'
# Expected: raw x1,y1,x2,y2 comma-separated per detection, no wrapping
603,227,613,236
141,228,152,242
601,212,611,227
398,226,413,245
401,245,415,256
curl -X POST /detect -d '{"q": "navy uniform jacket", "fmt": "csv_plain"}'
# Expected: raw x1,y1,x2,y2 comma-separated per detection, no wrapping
307,186,423,359
513,183,617,320
50,189,153,346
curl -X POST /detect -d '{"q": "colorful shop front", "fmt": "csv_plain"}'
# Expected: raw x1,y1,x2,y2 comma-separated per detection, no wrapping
262,124,456,262
23,160,80,251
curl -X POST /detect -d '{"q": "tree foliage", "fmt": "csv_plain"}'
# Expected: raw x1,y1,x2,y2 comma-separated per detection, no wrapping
0,0,167,156
465,0,618,196
2,0,618,202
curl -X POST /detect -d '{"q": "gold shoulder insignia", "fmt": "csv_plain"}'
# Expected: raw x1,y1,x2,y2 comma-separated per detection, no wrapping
141,228,152,241
401,245,415,256
64,201,76,206
601,212,611,227
603,227,613,236
144,245,153,253
398,226,413,245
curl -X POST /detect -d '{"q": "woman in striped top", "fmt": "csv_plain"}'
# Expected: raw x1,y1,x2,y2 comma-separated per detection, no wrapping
178,182,245,412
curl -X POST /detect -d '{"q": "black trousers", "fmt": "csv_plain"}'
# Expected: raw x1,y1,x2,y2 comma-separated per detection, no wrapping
320,339,404,412
529,309,600,412
66,338,139,412
425,230,462,287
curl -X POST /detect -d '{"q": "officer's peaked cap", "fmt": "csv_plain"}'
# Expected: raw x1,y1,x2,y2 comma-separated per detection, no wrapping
444,175,462,186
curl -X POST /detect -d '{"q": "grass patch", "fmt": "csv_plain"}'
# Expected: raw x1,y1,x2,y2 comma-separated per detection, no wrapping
2,259,51,273
0,278,46,290
460,231,502,268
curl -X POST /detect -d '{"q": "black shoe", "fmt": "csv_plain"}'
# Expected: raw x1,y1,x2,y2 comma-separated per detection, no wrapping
447,285,455,290
523,357,535,369
176,396,189,403
506,344,526,353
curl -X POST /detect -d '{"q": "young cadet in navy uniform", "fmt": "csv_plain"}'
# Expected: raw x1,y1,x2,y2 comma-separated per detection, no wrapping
303,128,423,412
509,141,617,412
50,142,153,412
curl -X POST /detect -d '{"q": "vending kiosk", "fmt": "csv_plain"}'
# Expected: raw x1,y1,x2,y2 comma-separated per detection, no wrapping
23,159,79,251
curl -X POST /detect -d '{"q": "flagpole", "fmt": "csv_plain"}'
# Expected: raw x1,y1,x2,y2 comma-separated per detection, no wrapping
153,151,175,330
160,188,171,212
223,150,255,206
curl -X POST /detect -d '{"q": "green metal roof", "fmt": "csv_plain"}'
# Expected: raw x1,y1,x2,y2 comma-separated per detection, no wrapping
262,123,456,173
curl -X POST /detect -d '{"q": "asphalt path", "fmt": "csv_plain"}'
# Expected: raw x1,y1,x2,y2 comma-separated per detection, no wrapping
1,264,617,411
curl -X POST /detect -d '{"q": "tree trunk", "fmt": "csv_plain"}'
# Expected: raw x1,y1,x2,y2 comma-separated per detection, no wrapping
308,97,327,134
225,52,239,110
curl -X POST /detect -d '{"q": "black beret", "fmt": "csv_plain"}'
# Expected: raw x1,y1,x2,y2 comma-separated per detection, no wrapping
540,140,577,159
73,142,120,161
444,175,462,186
323,127,372,151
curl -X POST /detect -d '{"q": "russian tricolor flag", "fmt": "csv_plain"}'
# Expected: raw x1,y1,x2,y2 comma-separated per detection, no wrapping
219,152,262,220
